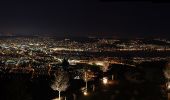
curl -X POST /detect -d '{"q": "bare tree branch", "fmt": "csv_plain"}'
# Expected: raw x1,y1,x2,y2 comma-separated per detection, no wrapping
51,69,69,92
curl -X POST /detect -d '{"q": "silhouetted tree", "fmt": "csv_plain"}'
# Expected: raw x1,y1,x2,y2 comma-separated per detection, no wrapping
61,58,69,71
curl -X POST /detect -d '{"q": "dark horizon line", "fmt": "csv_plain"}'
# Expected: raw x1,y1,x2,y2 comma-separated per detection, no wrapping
0,33,170,39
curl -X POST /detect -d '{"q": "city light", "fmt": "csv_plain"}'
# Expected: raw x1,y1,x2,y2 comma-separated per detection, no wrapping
0,0,169,100
103,77,108,84
167,82,170,89
83,91,88,96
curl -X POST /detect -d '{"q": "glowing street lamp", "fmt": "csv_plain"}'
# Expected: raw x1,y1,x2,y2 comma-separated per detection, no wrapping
82,71,89,96
103,77,108,84
167,82,170,90
167,82,170,100
83,90,88,96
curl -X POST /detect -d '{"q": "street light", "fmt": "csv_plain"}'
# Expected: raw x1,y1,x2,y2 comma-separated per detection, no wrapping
167,82,170,90
82,71,89,96
103,77,108,84
168,84,170,90
83,90,88,96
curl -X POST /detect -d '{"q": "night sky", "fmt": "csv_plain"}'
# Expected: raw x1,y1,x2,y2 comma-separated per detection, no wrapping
0,0,170,37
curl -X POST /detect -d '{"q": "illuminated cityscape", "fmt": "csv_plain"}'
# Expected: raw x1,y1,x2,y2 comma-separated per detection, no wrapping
0,36,170,100
0,0,170,100
0,36,170,75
